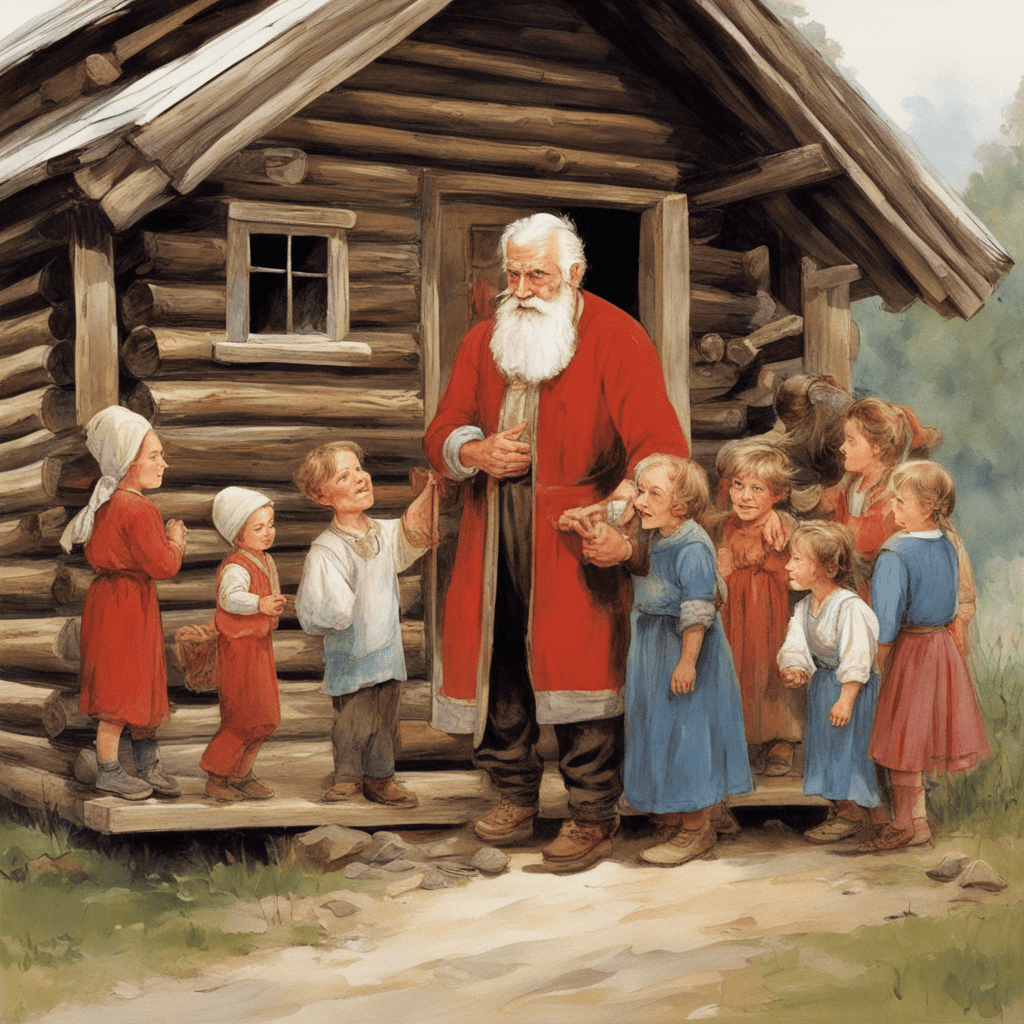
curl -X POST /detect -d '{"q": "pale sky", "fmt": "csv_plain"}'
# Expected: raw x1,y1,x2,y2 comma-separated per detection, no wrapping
2,0,1021,187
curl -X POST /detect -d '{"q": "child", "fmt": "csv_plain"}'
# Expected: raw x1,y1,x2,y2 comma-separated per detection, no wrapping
714,440,802,777
861,461,990,851
778,522,882,842
622,454,752,866
60,406,187,800
294,441,438,806
200,488,286,802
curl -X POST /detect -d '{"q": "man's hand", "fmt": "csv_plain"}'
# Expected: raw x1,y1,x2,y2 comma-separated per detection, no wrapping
259,594,288,617
459,421,532,479
780,667,808,689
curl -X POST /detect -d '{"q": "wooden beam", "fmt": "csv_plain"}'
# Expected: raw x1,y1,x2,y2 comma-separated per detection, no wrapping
0,258,71,314
69,206,118,426
212,148,308,187
689,145,842,209
802,257,853,391
804,264,861,291
0,509,68,558
0,387,77,441
639,195,691,445
723,314,804,369
0,309,68,358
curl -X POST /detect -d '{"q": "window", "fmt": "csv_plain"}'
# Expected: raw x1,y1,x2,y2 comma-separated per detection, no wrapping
218,201,371,365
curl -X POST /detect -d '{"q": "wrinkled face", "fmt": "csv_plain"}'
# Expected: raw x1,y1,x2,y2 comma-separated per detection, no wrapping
634,465,681,535
315,449,374,515
505,235,578,305
892,484,935,533
124,431,168,491
237,505,275,551
840,418,881,476
785,541,824,591
729,473,779,522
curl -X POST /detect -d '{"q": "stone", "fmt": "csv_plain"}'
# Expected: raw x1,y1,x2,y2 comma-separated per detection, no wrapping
926,852,972,882
420,867,451,890
385,872,426,898
344,862,369,879
762,819,795,835
434,859,478,878
364,831,426,865
343,936,377,952
292,825,373,872
422,835,481,859
26,854,58,877
383,858,418,873
959,860,1008,893
470,847,509,874
320,899,358,918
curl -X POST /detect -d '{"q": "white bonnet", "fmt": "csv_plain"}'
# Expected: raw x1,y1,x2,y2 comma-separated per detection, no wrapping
213,487,273,545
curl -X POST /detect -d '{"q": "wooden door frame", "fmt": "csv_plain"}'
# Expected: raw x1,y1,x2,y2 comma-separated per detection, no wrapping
420,169,691,689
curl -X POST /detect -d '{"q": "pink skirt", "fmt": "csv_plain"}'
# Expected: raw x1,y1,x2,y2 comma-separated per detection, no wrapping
869,627,990,773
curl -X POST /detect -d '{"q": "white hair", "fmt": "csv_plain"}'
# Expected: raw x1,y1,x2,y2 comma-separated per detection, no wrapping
499,213,587,282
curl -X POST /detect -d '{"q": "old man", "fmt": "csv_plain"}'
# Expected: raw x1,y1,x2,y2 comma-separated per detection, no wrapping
424,213,688,871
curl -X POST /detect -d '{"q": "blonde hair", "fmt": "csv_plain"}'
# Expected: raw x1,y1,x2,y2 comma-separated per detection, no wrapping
845,397,942,471
890,459,956,530
789,521,865,592
634,454,710,529
294,440,365,502
716,439,793,504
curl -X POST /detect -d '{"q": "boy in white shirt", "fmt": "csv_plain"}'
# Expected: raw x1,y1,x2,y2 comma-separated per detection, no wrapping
295,441,438,805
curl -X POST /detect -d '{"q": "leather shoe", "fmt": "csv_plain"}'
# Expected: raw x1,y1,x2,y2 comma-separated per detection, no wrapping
323,779,361,802
474,796,539,843
641,822,716,866
541,816,618,872
229,772,274,800
363,775,419,808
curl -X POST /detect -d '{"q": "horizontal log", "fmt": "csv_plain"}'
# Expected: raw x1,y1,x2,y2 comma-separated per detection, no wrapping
271,117,684,190
0,508,68,558
146,481,414,524
690,286,778,337
0,343,74,398
0,387,77,441
693,333,724,364
127,380,424,429
690,361,740,403
139,233,419,281
0,616,79,674
0,558,60,612
213,147,308,187
0,211,64,267
0,459,64,516
689,245,770,292
0,307,67,358
0,258,71,314
735,367,783,409
55,425,425,489
305,90,692,161
0,427,84,476
122,280,419,330
0,730,82,778
804,263,862,291
724,315,805,369
690,402,748,439
689,144,843,210
0,679,53,732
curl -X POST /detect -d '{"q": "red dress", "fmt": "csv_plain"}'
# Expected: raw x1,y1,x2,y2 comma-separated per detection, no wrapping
79,490,182,730
718,515,803,744
200,548,281,777
424,291,688,731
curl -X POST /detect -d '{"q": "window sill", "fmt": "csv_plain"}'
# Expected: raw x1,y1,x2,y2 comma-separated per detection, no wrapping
214,338,372,366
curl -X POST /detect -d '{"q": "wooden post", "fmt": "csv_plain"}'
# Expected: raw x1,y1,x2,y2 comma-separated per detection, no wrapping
70,206,119,425
639,194,691,444
800,258,860,392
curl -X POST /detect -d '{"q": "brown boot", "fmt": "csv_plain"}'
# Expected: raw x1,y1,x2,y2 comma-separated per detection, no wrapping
763,741,794,777
229,772,274,800
650,813,682,842
473,796,539,843
541,817,619,872
641,822,717,866
205,773,244,802
363,775,419,808
710,802,741,835
323,779,362,803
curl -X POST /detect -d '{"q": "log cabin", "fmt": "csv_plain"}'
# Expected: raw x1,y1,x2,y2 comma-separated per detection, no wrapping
0,0,1012,833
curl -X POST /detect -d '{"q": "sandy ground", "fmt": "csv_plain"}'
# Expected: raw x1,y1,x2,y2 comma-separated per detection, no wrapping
41,821,1012,1024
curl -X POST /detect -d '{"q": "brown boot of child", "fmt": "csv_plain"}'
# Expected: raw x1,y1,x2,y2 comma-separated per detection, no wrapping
206,773,245,802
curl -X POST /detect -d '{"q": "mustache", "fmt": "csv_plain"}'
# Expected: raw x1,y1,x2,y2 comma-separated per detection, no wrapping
495,289,563,316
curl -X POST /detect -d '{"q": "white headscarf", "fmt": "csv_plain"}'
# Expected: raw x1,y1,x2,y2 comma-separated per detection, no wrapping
59,407,154,552
213,487,273,546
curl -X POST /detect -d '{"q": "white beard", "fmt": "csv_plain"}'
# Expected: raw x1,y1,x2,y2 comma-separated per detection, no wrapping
489,281,578,384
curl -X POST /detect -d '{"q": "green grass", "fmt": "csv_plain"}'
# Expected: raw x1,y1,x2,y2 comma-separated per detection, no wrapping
0,810,375,1022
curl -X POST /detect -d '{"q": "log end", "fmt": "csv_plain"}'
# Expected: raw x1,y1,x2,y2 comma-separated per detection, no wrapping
55,617,81,670
85,53,123,89
121,327,161,378
40,387,78,435
126,382,156,422
41,691,68,738
122,282,155,330
45,341,76,387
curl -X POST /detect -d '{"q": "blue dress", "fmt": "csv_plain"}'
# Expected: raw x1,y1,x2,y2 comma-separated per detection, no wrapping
623,520,752,814
778,589,881,806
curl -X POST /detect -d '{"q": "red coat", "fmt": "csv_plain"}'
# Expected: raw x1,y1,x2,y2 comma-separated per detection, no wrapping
79,490,182,729
821,475,898,599
424,291,687,731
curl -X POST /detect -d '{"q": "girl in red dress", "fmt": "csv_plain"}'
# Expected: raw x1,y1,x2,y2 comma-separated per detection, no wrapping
715,440,801,777
200,487,285,802
60,407,187,800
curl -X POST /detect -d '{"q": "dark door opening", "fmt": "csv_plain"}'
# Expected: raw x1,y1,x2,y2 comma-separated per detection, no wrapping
561,206,642,321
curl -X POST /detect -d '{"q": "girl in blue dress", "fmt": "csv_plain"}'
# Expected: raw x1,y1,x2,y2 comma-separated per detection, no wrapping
624,454,752,867
778,521,881,842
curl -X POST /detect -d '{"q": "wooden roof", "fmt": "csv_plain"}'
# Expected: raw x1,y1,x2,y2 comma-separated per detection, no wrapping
0,0,1012,319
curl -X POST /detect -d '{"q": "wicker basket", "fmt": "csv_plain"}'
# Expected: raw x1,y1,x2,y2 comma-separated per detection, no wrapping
174,621,220,692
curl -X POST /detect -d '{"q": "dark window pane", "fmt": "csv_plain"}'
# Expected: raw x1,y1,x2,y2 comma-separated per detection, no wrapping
249,233,287,270
292,235,328,274
293,278,328,335
250,272,288,334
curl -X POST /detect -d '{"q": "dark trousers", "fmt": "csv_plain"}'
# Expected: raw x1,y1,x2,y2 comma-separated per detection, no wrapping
472,533,623,824
330,679,402,782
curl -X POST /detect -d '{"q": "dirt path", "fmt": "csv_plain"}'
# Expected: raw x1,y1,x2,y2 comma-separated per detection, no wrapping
41,824,1008,1024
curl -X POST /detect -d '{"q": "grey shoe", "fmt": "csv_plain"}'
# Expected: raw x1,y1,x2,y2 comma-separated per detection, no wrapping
133,738,181,797
95,760,153,801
